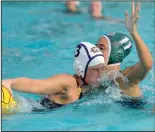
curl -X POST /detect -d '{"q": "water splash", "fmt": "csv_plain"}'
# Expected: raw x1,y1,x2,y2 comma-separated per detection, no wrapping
12,96,46,113
74,68,155,109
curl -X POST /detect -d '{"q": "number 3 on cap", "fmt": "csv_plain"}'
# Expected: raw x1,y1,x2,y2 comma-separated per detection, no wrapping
75,45,81,57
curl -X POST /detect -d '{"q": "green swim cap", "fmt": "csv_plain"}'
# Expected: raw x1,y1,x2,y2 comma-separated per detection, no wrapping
102,32,133,65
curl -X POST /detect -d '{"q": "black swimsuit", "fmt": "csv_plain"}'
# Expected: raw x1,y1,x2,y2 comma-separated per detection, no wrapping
37,92,83,110
117,93,147,109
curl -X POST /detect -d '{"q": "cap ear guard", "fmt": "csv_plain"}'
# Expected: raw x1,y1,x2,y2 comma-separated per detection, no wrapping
101,35,111,64
73,60,84,77
101,32,133,65
108,47,126,64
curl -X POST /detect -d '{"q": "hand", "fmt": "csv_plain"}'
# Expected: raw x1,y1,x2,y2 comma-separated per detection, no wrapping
2,80,13,95
125,1,141,34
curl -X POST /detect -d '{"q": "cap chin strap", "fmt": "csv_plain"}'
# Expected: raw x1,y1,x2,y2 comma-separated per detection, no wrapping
81,77,88,86
101,35,111,65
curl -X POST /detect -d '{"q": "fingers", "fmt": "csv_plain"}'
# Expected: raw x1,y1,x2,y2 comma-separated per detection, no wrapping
134,2,141,15
132,0,135,15
137,2,141,9
125,11,129,21
134,16,140,23
133,2,141,22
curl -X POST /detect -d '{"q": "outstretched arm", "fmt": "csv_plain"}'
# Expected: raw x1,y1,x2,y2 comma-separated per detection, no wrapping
2,75,81,105
2,75,69,95
2,77,55,95
124,1,153,83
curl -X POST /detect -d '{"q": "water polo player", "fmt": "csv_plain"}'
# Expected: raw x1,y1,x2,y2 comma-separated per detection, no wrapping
96,1,153,107
2,42,106,111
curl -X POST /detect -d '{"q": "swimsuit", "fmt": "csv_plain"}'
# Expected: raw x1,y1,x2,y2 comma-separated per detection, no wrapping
117,93,147,109
35,91,83,110
33,75,83,111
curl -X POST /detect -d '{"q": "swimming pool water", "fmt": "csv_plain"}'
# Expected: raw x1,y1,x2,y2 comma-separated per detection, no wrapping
2,1,155,131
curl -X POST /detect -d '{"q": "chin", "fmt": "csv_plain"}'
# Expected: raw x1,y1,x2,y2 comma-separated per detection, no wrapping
90,82,100,88
89,80,97,85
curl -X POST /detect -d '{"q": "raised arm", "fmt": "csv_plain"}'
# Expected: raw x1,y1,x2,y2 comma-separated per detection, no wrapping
124,1,153,83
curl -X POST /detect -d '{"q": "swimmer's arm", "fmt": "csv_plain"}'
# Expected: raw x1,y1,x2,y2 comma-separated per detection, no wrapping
122,32,153,84
2,74,80,104
131,31,153,72
124,2,153,84
2,77,61,95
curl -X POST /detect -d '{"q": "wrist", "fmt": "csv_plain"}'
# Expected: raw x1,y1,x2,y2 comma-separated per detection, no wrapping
130,30,138,36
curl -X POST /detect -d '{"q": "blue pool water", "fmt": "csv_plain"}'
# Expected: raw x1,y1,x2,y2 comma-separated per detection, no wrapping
2,1,155,131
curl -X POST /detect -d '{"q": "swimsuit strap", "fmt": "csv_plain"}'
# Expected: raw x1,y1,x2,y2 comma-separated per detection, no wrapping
73,74,80,87
73,74,86,87
73,74,83,99
78,87,82,93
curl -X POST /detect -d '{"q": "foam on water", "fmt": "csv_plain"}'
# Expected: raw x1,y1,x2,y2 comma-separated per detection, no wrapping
6,96,46,113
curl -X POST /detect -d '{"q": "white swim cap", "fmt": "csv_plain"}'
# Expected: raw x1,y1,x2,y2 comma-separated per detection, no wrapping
73,42,105,79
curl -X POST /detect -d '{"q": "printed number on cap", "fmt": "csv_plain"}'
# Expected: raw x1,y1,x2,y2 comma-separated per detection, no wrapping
75,45,81,57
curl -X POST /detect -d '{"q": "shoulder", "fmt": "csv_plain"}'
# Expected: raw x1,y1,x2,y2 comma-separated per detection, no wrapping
55,74,77,82
60,74,78,88
46,74,74,79
121,66,134,76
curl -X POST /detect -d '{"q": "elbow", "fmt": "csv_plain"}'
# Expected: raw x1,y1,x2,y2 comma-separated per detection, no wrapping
148,58,153,70
145,59,153,72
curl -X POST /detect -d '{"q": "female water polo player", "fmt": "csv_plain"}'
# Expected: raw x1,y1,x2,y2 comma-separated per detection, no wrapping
2,42,106,110
96,1,153,107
